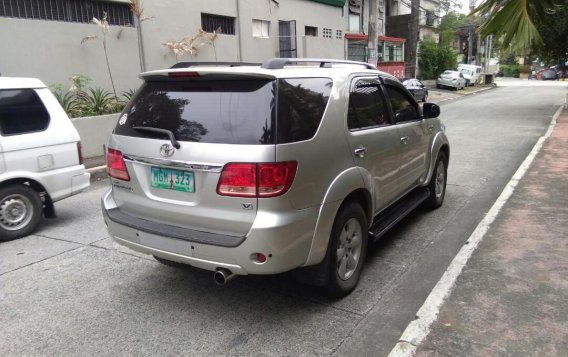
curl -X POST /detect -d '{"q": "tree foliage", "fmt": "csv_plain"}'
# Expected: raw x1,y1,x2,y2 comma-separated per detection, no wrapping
472,0,564,52
438,11,468,47
531,3,568,64
418,40,458,80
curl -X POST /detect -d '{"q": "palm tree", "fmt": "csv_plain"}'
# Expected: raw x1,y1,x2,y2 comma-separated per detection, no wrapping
472,0,563,51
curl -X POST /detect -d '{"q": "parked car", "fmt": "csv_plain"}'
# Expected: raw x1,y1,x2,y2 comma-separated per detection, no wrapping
436,70,466,90
541,68,558,80
101,59,450,296
458,64,482,86
0,77,90,241
402,78,428,102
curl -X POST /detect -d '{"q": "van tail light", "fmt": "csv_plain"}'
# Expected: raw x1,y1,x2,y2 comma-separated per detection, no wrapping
217,162,297,198
106,148,130,181
77,142,84,165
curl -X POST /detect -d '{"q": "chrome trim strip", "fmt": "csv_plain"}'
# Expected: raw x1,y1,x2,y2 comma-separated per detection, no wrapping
123,154,223,172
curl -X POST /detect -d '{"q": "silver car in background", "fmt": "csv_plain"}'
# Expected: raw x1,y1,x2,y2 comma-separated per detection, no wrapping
101,59,450,296
436,70,466,90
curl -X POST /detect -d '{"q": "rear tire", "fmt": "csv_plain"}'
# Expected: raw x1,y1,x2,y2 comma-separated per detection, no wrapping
325,202,368,297
0,185,42,241
424,152,448,209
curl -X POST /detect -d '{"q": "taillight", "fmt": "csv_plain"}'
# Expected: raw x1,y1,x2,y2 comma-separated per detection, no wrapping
77,142,84,165
106,148,130,181
217,161,297,198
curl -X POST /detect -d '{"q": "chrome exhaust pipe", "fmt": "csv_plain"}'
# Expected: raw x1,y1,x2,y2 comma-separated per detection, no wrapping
214,268,236,285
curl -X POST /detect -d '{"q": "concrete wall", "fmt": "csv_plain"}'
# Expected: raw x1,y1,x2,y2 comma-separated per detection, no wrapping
0,18,142,92
1,0,350,92
71,114,119,158
142,0,348,68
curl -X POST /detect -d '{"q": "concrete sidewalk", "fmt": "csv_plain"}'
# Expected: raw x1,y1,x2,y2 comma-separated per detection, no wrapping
409,106,568,356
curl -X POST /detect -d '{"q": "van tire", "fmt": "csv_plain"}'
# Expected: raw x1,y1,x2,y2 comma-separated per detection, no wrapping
0,185,42,241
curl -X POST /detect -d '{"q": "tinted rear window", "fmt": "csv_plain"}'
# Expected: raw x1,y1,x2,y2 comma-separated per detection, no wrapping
0,89,50,136
114,77,331,145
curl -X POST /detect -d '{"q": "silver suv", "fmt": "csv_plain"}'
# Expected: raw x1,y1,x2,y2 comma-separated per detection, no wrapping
102,59,449,296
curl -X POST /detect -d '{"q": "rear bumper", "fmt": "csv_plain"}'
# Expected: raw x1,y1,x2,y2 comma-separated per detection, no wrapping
101,189,320,275
436,80,459,88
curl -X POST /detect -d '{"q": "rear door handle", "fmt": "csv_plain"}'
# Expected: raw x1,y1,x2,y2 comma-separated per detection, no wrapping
354,146,367,158
400,136,410,144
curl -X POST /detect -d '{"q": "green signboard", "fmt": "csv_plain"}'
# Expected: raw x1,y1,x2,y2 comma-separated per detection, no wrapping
307,0,347,7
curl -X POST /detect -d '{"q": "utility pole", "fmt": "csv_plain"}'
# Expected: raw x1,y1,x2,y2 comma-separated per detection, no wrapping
407,0,420,77
367,0,379,67
467,0,475,64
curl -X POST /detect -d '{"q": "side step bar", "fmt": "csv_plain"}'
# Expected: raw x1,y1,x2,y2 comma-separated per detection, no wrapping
369,188,430,242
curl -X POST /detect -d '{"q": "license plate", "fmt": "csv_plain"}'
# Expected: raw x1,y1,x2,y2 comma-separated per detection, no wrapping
151,167,194,192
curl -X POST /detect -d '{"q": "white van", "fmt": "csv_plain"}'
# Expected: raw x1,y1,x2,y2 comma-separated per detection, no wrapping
458,64,482,86
0,77,90,241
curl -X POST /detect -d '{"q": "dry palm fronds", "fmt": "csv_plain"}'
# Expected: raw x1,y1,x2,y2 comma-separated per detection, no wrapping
129,0,155,22
163,28,221,60
92,13,109,33
80,35,98,44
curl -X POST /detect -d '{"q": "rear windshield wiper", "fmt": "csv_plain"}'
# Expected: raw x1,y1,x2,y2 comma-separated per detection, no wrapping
132,126,180,149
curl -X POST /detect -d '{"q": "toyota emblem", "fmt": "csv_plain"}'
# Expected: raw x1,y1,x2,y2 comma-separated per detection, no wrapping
160,143,175,157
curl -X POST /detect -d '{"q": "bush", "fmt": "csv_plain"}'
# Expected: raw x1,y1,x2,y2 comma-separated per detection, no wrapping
499,64,520,78
50,75,133,118
418,41,458,80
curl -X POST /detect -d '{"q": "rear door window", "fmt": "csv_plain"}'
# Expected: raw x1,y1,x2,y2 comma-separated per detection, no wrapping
0,89,50,136
348,79,390,130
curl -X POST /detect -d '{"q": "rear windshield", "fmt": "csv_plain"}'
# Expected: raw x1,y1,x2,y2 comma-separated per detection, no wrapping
114,77,332,145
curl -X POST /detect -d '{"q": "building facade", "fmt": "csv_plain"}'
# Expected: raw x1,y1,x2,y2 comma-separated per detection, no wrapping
0,0,409,91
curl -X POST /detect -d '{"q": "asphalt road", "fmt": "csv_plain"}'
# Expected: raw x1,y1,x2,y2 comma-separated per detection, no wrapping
1,79,566,356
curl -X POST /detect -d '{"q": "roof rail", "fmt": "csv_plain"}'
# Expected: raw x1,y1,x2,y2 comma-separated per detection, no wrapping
170,62,261,69
261,58,377,70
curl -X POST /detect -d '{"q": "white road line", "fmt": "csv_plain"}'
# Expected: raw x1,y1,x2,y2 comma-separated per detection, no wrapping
388,105,564,357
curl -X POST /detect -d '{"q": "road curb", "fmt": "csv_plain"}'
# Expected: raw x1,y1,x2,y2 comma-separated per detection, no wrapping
86,165,107,183
433,85,496,104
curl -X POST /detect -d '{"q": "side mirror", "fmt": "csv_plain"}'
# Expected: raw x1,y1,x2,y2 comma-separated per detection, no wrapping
422,103,440,119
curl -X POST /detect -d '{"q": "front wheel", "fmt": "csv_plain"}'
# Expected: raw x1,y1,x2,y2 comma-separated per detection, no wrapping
0,185,43,241
424,152,448,209
422,92,428,102
325,202,368,297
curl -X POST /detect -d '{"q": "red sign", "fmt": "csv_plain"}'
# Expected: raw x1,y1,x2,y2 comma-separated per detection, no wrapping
378,62,405,79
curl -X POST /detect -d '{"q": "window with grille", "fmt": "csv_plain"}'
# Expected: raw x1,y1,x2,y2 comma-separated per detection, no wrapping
252,19,269,38
201,13,235,35
305,26,317,37
323,28,332,38
0,0,133,26
336,30,342,39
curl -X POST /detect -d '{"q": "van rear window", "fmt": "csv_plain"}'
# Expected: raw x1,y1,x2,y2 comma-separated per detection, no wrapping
114,78,331,145
0,89,50,136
